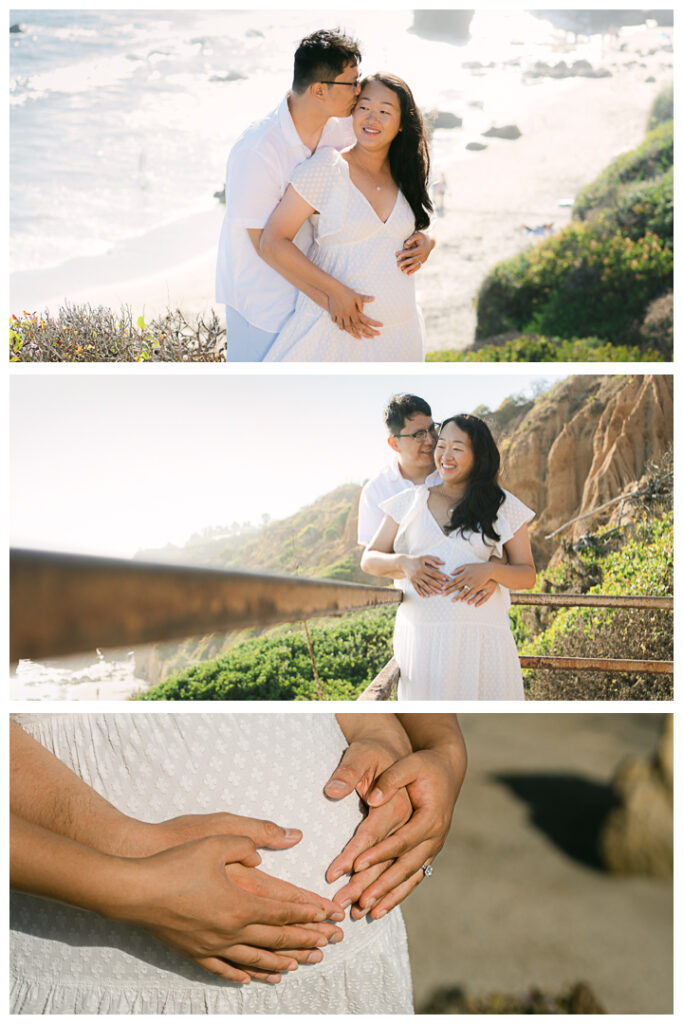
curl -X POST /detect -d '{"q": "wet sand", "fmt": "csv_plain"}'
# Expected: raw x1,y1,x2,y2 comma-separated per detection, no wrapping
402,713,672,1013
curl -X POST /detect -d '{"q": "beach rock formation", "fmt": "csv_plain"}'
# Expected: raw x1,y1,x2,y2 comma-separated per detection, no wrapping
598,715,672,878
482,124,522,140
410,10,474,43
10,23,24,33
497,374,673,564
525,59,612,79
209,71,246,83
427,111,462,130
466,142,487,151
534,10,654,33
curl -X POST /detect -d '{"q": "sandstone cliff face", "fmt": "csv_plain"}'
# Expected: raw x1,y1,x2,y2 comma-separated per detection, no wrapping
498,375,672,564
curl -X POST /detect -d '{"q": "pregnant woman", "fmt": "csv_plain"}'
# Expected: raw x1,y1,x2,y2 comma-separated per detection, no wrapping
11,713,465,1014
261,74,433,362
362,415,536,699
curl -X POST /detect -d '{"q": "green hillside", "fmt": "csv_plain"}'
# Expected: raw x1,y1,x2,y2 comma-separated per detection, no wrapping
428,88,673,362
137,502,671,702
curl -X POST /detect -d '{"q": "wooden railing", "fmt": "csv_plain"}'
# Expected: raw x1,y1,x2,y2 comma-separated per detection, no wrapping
10,549,672,697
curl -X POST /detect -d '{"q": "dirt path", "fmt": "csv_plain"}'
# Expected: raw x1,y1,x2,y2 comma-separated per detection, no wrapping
402,713,671,1013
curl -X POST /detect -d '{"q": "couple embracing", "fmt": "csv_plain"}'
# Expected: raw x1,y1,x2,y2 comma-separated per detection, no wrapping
216,29,434,362
359,395,537,701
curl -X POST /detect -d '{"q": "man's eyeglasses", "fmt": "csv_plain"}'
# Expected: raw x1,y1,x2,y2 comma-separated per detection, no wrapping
320,78,361,88
393,424,440,442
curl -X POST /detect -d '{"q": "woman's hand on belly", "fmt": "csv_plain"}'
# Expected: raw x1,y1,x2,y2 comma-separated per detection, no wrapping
445,561,497,603
122,835,344,984
333,745,465,920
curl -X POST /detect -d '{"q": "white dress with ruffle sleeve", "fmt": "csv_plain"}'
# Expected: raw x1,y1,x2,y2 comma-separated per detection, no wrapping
380,486,535,700
10,714,413,1015
264,148,425,362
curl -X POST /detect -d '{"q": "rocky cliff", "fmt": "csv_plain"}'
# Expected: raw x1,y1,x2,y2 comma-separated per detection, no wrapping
497,374,672,564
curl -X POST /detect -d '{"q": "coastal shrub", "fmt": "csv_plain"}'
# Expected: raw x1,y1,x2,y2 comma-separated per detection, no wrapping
573,120,673,220
590,170,673,249
133,605,396,701
426,334,664,362
524,513,673,701
648,84,673,130
9,304,224,362
474,224,672,345
639,292,673,357
314,556,367,583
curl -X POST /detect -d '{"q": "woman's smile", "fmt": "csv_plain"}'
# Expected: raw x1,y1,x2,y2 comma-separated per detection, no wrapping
435,423,475,485
353,80,402,148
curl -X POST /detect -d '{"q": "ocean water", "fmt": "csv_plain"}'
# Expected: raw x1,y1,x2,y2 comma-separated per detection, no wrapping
9,8,609,277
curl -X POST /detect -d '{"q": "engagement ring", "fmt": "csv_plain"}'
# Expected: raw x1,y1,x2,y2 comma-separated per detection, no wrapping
421,863,433,878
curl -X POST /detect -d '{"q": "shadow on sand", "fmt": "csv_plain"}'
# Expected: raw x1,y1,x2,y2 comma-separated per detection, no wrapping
493,772,619,869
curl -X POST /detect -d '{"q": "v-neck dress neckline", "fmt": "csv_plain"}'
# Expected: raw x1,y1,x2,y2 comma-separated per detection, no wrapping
340,154,399,225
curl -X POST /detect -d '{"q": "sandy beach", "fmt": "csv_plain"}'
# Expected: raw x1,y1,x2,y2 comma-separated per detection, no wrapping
10,24,672,351
404,713,671,1013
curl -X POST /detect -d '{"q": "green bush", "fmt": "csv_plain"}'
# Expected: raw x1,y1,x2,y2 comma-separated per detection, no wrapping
473,118,673,358
648,84,673,130
586,170,673,248
573,121,673,220
524,513,673,700
314,556,366,582
427,334,665,362
134,605,396,701
475,224,672,345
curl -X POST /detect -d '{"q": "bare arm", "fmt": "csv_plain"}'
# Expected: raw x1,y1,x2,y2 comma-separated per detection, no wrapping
10,815,342,983
261,185,383,339
10,721,305,858
360,514,448,596
246,228,329,310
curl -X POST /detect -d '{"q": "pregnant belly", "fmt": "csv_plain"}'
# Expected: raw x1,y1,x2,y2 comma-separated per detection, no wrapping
317,249,417,327
11,714,381,977
400,582,510,626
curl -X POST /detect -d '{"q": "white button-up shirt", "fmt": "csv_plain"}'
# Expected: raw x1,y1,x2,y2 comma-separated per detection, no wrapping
215,96,355,333
358,459,442,545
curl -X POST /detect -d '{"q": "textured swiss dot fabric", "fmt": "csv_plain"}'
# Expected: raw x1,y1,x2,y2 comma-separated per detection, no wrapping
10,714,413,1015
264,147,424,362
380,486,535,700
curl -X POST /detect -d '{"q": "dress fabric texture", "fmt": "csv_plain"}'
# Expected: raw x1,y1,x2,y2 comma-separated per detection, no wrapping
381,486,535,700
264,147,425,362
10,714,413,1015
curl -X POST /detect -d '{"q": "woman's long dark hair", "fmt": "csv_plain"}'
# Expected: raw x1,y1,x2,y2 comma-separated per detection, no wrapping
440,414,505,544
360,73,432,230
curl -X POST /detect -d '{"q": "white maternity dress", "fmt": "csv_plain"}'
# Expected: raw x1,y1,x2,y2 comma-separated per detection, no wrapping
10,714,413,1015
381,486,535,700
264,148,425,362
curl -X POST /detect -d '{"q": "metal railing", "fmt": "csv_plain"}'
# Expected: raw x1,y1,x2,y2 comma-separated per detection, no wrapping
9,549,400,664
10,549,672,696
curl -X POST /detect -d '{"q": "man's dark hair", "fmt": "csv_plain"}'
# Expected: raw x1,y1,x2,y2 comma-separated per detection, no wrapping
384,393,432,435
292,29,361,93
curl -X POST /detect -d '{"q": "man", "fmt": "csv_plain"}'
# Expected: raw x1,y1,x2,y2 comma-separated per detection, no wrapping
216,29,433,361
359,393,502,605
358,393,440,545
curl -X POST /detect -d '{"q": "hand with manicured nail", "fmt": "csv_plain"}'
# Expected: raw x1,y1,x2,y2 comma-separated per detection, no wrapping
327,716,466,921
